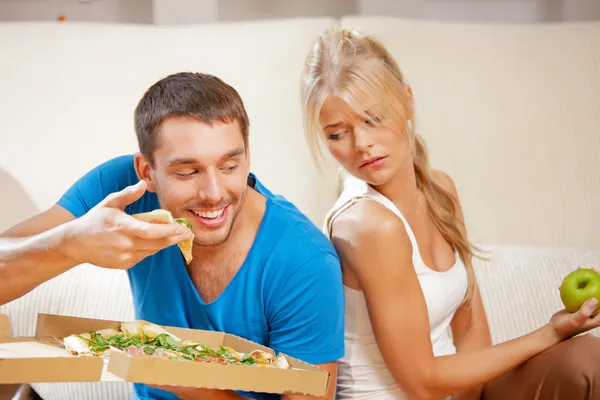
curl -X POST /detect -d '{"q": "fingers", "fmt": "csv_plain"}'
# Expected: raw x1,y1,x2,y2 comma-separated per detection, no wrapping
102,180,148,209
572,298,599,326
126,217,193,241
581,304,600,331
133,233,192,252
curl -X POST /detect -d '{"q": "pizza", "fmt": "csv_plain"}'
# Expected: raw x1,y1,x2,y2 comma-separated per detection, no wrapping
132,209,194,265
62,320,291,369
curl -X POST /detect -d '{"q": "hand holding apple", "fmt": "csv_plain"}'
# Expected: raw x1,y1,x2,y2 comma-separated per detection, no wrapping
546,267,600,342
560,268,600,314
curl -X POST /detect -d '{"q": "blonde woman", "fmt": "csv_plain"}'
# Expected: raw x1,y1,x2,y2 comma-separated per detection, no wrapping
301,28,600,400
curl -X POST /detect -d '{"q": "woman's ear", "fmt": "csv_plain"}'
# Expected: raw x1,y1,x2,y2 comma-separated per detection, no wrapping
133,152,157,192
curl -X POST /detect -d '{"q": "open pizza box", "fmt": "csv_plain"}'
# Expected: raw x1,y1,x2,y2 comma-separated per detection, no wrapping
0,314,9,337
0,313,330,396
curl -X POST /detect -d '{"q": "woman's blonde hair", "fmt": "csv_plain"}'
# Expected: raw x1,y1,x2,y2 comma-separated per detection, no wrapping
301,27,480,307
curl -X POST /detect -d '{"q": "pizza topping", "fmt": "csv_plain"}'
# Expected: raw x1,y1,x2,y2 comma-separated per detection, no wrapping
62,322,289,369
132,210,195,265
174,218,193,230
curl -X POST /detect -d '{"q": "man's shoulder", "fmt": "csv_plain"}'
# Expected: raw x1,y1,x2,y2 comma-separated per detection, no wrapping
58,154,159,217
80,154,137,184
252,174,340,269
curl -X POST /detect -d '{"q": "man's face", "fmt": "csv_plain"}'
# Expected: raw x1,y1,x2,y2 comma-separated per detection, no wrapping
143,116,250,247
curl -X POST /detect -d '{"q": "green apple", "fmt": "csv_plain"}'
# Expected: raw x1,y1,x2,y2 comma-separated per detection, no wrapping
560,268,600,314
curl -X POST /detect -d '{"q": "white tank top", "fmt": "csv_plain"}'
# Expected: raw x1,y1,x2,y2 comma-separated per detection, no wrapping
323,173,468,400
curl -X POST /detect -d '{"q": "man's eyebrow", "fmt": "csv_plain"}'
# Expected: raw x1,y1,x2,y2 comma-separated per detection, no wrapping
167,157,197,166
166,148,244,166
221,147,245,160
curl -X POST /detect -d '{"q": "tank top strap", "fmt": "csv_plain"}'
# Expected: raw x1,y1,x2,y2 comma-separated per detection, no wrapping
362,185,421,255
323,173,422,262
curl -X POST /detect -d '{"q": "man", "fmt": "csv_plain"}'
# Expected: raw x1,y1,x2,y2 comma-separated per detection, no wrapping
0,72,344,400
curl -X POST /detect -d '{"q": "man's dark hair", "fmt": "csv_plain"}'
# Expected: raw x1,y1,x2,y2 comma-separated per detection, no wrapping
134,72,250,165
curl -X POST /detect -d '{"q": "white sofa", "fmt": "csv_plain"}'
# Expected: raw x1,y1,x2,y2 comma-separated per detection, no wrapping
1,16,599,400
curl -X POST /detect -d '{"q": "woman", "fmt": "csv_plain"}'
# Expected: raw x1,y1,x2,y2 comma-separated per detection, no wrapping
301,28,600,400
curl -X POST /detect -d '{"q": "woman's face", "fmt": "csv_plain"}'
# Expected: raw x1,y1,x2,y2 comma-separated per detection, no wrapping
319,95,412,187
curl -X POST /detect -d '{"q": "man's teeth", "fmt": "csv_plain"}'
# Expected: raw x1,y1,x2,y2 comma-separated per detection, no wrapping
192,208,224,219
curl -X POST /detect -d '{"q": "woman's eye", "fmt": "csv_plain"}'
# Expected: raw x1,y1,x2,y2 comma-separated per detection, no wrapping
329,131,346,140
366,115,383,126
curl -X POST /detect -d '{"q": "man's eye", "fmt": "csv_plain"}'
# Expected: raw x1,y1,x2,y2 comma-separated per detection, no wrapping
176,171,196,177
222,163,239,171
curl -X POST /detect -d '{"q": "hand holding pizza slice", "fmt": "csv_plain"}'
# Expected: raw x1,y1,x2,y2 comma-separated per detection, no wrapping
132,209,194,265
60,182,194,271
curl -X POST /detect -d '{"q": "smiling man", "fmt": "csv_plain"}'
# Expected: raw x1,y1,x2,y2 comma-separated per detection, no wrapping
0,72,344,400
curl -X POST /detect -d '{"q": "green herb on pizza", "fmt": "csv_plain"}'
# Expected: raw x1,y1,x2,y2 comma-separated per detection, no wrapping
62,320,290,368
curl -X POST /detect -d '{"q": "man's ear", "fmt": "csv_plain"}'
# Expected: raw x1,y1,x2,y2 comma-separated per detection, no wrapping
133,152,157,192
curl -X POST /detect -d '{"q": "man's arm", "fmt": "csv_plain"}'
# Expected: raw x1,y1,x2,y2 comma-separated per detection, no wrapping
0,205,79,305
0,181,191,306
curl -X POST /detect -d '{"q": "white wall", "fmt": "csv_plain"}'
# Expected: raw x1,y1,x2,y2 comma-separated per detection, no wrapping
152,0,217,24
358,0,600,23
424,1,543,23
563,0,600,21
0,0,153,23
1,0,598,24
219,0,356,21
151,0,356,24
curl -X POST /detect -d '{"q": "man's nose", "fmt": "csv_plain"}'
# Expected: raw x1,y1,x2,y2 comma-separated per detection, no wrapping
198,172,223,204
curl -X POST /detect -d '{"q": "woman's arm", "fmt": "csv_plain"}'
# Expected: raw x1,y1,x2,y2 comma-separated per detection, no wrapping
434,170,493,400
450,291,492,400
330,199,599,400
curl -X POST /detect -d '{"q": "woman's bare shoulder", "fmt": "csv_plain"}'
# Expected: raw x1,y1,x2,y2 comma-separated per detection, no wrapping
331,198,401,238
329,198,413,275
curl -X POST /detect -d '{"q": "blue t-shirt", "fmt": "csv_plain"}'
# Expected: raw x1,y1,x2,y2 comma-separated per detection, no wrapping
57,155,345,400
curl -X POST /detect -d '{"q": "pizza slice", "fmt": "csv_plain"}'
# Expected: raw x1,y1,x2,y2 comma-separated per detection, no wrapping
63,328,120,356
248,349,290,369
132,209,194,265
63,321,182,357
121,320,181,342
173,217,193,265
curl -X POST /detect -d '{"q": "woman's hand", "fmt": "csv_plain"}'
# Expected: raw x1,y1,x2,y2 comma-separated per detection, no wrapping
548,297,600,342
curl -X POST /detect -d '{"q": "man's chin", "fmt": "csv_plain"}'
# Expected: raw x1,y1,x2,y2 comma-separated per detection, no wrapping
191,226,234,247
